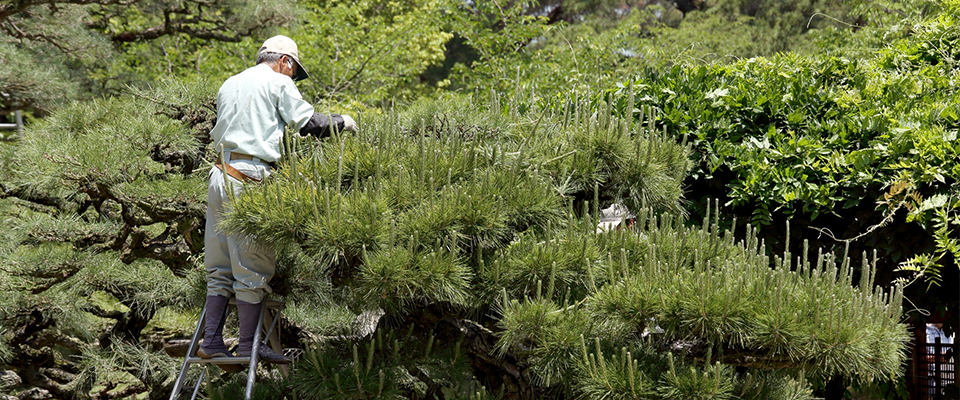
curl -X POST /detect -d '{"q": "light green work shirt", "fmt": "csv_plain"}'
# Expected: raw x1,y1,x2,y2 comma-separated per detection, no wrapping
210,63,314,163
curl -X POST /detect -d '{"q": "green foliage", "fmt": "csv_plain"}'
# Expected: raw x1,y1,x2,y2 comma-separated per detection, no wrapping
0,80,215,396
91,12,289,94
574,341,661,400
289,326,480,399
219,94,905,398
657,353,735,400
594,211,907,380
0,4,107,113
108,0,457,110
441,0,881,102
294,0,454,107
733,371,815,400
590,5,960,300
897,190,960,288
603,49,959,224
2,0,943,398
1,0,293,112
205,372,294,400
487,226,601,302
0,42,81,114
11,89,206,202
89,35,253,98
447,0,550,93
76,340,179,397
489,204,908,398
223,95,690,310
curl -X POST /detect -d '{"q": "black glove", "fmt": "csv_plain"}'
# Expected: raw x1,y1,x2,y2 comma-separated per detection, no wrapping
299,112,347,138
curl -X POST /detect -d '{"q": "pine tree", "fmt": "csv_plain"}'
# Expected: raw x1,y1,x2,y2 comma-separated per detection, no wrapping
0,82,907,399
0,0,295,114
221,93,908,399
0,80,216,398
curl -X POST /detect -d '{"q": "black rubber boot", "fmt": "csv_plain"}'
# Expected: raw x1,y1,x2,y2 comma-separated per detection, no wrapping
197,295,232,358
197,295,242,373
237,300,289,364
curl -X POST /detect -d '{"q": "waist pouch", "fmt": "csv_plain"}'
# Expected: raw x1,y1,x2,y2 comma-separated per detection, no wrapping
215,158,262,183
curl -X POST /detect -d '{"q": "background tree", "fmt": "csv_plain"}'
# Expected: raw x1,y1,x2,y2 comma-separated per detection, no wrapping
0,0,295,112
292,0,454,107
602,0,958,327
437,0,882,103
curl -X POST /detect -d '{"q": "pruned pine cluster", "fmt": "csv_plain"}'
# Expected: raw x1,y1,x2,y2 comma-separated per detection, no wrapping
0,80,214,397
219,94,908,399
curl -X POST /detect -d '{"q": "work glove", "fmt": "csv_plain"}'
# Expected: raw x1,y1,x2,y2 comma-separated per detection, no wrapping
342,115,358,132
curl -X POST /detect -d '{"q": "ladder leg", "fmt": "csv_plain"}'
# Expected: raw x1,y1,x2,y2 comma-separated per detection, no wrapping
264,308,288,376
244,300,267,400
170,308,206,400
189,367,207,400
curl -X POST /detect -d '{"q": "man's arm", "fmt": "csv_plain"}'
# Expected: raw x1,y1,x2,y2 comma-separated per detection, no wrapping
299,112,357,138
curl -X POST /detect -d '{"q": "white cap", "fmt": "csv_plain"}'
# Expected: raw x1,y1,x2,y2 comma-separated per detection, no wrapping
596,203,636,233
259,35,309,81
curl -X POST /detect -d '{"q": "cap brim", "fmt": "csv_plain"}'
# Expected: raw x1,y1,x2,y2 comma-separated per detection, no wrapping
292,59,309,81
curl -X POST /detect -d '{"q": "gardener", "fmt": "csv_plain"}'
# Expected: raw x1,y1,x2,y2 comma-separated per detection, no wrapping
199,35,356,365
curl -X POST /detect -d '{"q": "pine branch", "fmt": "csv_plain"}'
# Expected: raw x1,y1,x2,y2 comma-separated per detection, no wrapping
0,19,75,53
104,0,290,43
716,349,798,370
118,234,196,275
22,366,79,399
71,231,117,250
92,381,147,400
0,0,136,23
109,24,246,43
110,341,180,395
437,316,535,396
148,145,201,176
129,198,204,224
82,304,125,321
118,201,154,227
4,309,54,348
89,303,158,347
31,329,87,353
37,367,76,385
26,263,85,294
0,182,69,213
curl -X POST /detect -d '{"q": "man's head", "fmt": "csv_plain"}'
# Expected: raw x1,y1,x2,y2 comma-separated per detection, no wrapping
257,35,309,81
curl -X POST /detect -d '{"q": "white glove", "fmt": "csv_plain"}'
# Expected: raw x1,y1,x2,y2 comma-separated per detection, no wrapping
342,115,358,132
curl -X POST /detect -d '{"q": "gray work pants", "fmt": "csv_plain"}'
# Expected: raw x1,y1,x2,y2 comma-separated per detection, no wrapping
204,157,274,304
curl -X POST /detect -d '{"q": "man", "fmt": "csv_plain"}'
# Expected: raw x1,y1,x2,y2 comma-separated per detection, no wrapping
198,35,356,365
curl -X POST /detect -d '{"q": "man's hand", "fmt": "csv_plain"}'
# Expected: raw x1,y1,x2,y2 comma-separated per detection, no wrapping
342,115,358,132
300,113,357,138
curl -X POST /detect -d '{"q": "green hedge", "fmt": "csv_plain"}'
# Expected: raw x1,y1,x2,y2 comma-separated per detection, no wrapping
601,13,960,297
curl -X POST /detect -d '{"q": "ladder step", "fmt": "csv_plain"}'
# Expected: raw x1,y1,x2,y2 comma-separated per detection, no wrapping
227,298,285,310
186,357,253,365
170,297,286,400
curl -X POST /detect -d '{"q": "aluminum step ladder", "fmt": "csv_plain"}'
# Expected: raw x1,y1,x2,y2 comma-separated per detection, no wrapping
0,110,24,136
169,297,287,400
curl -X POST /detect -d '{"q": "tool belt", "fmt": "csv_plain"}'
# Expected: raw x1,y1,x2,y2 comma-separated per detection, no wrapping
215,153,269,183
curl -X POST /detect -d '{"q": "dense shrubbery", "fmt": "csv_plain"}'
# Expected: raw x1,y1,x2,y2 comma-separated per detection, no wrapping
0,81,216,398
1,0,953,399
611,54,957,219
0,86,911,398
602,16,959,296
217,95,906,399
